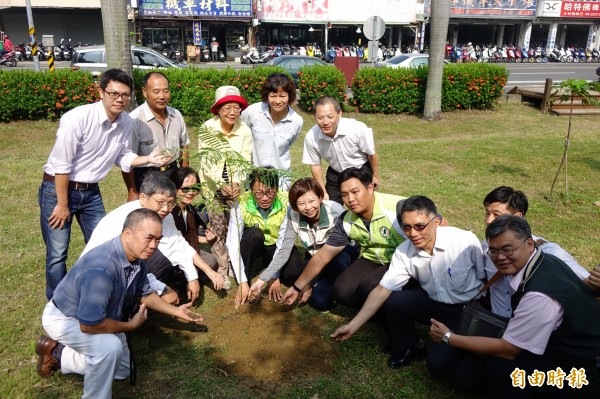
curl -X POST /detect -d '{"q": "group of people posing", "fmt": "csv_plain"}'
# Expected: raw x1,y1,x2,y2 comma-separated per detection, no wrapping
34,68,600,399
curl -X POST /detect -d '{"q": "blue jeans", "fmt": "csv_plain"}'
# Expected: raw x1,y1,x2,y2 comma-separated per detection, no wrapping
39,180,105,300
308,244,359,311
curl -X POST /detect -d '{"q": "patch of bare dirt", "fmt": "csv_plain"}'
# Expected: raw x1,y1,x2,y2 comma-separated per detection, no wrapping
200,297,334,382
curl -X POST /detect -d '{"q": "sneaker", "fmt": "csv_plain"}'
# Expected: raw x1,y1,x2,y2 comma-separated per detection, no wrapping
223,277,232,291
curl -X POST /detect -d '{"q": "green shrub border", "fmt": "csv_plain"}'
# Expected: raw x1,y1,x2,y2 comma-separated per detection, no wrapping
0,63,507,123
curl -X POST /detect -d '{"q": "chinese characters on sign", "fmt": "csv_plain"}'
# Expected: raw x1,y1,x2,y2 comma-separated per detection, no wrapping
424,0,538,18
139,0,252,17
261,0,329,21
541,0,600,18
510,367,589,390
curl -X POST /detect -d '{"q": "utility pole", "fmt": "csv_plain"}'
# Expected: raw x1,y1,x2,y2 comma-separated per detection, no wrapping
25,0,40,71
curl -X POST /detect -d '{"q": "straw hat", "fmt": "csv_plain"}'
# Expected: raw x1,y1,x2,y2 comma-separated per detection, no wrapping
211,85,248,115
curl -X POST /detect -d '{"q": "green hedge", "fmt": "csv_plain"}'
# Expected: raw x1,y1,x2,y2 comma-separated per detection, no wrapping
351,63,508,114
296,65,347,113
0,69,98,122
0,63,507,122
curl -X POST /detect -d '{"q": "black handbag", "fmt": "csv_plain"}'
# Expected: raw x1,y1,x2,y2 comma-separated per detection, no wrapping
456,272,509,338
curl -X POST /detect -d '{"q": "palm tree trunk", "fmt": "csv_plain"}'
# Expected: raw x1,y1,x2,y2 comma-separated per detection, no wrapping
423,0,451,121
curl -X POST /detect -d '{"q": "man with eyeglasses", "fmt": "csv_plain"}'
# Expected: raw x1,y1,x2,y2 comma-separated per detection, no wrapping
430,215,600,399
82,173,223,305
40,68,170,300
330,195,485,374
123,72,190,199
226,167,304,308
482,186,592,318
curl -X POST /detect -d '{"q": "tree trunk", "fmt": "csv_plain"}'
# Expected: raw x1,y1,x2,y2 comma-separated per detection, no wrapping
100,0,136,109
423,0,451,121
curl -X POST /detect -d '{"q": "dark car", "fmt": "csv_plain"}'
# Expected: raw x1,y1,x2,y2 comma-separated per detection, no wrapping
262,55,327,82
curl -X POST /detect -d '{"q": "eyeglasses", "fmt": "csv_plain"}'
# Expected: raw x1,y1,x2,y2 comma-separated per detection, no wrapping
401,216,438,233
180,187,200,194
253,190,276,199
486,239,528,258
219,105,242,114
149,196,176,210
102,89,132,100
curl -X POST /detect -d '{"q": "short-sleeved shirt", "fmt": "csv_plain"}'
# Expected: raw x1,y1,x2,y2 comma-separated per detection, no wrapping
380,226,486,304
241,102,303,171
302,118,375,172
501,250,563,355
52,236,152,325
43,101,137,183
129,102,190,166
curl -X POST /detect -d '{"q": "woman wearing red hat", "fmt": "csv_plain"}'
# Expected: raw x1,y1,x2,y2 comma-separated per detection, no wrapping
199,85,253,289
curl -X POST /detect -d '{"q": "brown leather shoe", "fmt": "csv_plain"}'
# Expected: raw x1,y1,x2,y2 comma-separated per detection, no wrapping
35,335,59,378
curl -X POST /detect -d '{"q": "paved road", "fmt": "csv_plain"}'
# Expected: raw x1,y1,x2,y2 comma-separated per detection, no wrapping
8,59,599,87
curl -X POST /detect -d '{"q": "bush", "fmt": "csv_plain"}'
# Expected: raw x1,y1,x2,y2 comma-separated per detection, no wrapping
0,70,98,122
296,65,347,113
351,63,508,114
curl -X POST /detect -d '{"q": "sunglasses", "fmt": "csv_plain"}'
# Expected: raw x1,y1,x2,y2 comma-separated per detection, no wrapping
401,216,438,233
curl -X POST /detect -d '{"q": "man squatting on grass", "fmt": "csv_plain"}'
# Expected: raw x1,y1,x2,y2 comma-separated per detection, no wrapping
430,215,600,399
36,209,201,399
40,68,170,301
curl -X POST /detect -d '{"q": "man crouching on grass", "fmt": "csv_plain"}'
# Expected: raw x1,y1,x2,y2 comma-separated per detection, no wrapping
35,209,201,399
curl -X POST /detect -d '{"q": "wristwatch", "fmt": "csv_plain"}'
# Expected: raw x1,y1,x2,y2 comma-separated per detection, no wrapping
442,331,452,346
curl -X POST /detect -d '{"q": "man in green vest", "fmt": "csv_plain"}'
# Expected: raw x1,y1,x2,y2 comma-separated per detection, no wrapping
282,167,407,308
430,215,600,399
227,167,304,308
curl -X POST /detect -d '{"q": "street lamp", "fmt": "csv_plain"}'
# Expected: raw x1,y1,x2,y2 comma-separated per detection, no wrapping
356,26,361,34
308,26,314,32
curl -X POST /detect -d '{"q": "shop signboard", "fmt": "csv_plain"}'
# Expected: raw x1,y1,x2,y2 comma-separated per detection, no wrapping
193,21,202,45
259,0,330,22
424,0,537,19
540,0,600,18
139,0,252,17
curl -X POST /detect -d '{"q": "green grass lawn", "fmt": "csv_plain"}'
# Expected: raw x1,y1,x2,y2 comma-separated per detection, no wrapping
0,103,598,399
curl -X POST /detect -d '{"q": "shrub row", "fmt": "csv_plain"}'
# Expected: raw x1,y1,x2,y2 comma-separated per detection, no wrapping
351,63,508,114
0,63,506,122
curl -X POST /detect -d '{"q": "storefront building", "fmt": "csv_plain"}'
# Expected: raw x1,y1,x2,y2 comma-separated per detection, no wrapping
423,0,600,51
255,0,421,51
135,0,252,59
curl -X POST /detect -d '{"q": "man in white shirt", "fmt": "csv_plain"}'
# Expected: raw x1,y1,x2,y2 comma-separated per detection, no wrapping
83,173,223,305
40,69,167,300
481,186,591,318
302,96,380,204
123,72,190,199
331,195,485,373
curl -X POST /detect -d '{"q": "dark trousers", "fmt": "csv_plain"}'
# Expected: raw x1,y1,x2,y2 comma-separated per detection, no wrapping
308,245,359,311
481,351,600,399
240,227,304,285
325,162,373,205
133,163,176,192
333,257,388,308
382,284,476,388
146,249,213,299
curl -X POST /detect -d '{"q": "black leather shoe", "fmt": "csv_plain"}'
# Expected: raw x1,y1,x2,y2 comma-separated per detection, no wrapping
35,335,59,378
387,340,426,369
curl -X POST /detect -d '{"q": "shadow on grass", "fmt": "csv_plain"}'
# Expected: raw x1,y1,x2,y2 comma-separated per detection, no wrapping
489,164,529,177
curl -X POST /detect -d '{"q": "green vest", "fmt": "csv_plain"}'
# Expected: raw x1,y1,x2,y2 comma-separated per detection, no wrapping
342,192,406,265
239,191,288,246
513,252,600,368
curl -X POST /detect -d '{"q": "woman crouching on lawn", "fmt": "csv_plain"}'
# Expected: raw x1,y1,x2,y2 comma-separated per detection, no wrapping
248,177,358,310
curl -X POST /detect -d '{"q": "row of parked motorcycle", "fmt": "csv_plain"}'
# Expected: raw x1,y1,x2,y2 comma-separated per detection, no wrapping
0,38,89,68
445,43,600,63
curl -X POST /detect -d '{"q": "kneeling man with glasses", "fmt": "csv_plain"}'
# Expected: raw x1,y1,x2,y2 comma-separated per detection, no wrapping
331,195,486,374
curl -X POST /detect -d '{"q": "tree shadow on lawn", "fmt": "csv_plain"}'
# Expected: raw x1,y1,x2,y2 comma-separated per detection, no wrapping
489,164,529,177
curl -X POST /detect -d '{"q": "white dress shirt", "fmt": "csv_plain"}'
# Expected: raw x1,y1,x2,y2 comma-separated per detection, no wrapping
380,226,486,304
240,102,303,171
483,234,589,318
43,101,137,182
81,201,198,292
302,117,375,172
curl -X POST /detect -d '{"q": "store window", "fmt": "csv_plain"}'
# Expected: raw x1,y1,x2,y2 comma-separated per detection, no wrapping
141,27,183,50
226,28,245,57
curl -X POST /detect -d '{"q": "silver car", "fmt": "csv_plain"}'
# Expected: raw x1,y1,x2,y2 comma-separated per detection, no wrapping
71,45,186,77
375,53,447,69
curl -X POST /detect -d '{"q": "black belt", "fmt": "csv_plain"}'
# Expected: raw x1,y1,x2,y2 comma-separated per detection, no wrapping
43,173,98,191
140,161,177,173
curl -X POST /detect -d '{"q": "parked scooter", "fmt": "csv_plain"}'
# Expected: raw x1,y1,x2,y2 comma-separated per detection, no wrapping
240,46,273,64
0,50,18,67
14,42,26,61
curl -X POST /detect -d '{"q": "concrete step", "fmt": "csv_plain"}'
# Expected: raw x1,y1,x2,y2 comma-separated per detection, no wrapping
549,108,600,116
